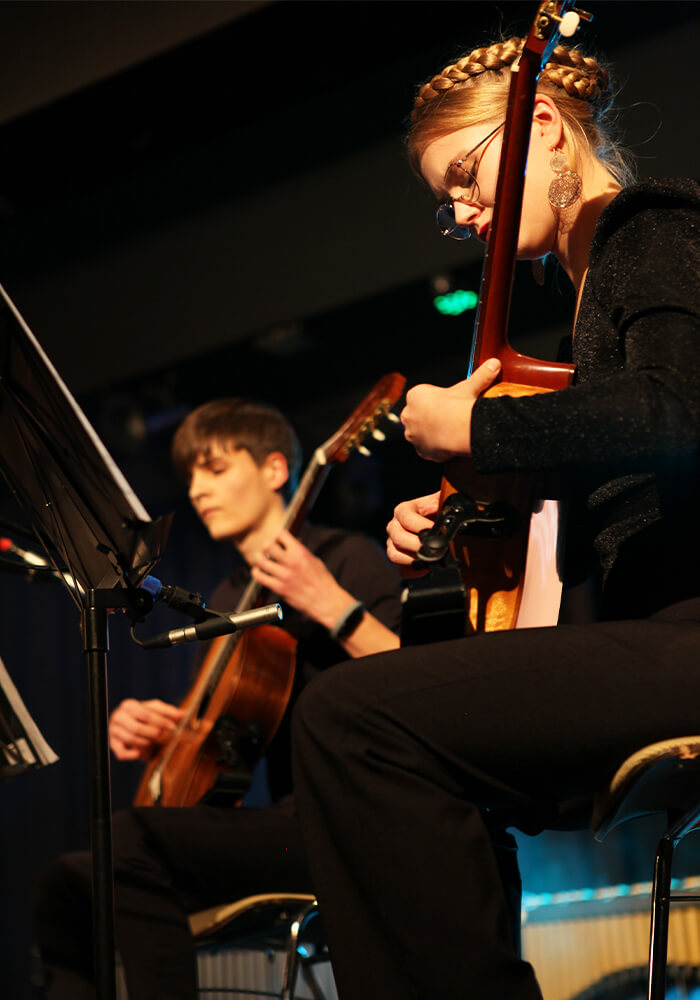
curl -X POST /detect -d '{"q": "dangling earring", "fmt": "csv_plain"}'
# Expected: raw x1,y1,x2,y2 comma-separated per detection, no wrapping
548,149,582,209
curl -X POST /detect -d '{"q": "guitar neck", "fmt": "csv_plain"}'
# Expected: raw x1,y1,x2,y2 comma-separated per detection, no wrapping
284,447,331,536
471,54,539,373
469,3,578,393
235,448,330,614
230,372,405,616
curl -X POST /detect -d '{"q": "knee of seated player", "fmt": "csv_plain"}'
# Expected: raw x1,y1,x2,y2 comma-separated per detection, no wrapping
33,851,93,964
111,807,173,886
291,655,392,766
34,851,91,915
292,660,356,752
292,651,418,778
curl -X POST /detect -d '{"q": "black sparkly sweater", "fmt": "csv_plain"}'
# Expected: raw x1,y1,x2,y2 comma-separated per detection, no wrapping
470,178,700,619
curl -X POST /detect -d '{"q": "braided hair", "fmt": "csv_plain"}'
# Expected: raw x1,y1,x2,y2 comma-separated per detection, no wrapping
408,37,633,185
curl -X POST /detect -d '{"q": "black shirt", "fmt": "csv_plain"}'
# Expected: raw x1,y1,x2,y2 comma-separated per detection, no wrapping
205,522,402,800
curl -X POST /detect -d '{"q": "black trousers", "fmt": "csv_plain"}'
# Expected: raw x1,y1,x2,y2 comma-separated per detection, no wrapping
33,798,312,1000
291,597,700,1000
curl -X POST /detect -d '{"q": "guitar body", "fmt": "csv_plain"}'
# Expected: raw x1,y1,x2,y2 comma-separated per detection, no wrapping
134,624,297,807
443,380,572,633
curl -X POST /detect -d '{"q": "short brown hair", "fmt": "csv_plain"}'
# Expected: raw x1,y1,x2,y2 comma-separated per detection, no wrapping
171,398,302,502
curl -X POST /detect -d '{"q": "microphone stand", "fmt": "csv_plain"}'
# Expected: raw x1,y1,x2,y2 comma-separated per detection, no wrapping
84,586,281,999
82,585,154,1000
0,549,151,998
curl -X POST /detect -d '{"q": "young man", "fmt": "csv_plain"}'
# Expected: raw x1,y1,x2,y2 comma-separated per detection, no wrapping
34,397,402,1000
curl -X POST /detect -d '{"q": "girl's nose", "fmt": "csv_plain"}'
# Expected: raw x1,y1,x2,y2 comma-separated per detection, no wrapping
453,200,479,228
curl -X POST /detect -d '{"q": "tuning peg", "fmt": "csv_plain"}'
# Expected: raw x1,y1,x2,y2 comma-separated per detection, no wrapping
557,10,580,36
357,445,371,457
372,429,386,442
553,6,592,37
386,412,400,424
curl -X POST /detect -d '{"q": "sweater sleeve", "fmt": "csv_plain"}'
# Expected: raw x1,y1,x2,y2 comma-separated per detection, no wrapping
470,180,700,478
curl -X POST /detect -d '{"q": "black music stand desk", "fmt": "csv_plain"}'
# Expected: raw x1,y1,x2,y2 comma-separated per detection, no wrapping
0,282,172,999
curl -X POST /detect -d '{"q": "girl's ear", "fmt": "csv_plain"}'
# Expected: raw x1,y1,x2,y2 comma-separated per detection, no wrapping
532,94,564,149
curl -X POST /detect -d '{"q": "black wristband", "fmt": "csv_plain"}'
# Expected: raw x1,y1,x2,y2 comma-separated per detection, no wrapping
329,600,366,641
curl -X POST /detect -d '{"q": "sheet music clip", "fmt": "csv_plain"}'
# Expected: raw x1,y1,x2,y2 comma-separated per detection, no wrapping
0,653,58,781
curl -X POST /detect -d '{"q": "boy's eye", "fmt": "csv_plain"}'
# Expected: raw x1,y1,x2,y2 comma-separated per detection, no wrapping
197,461,228,476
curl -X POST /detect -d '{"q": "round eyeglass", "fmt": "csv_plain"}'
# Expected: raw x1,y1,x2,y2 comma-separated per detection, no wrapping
436,201,471,240
435,120,505,241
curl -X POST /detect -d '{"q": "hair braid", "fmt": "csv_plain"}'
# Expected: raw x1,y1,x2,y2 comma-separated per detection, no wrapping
412,38,611,123
543,44,611,108
408,35,632,185
412,38,522,120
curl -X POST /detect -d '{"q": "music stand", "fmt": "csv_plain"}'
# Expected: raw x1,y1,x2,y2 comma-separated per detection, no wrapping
0,282,172,999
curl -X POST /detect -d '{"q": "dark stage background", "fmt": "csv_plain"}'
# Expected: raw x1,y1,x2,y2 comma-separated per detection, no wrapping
0,2,698,997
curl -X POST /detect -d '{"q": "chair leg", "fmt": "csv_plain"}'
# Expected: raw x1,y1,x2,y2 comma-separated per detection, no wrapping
298,961,328,1000
280,901,321,1000
648,835,674,1000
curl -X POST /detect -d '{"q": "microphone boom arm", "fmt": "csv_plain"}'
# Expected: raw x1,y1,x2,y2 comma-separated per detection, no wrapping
131,603,284,650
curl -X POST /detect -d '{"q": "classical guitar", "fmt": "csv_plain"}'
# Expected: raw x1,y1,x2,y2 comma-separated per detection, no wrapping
417,1,590,634
134,372,406,807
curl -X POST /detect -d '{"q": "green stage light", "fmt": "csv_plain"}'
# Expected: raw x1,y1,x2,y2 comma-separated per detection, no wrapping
433,289,479,316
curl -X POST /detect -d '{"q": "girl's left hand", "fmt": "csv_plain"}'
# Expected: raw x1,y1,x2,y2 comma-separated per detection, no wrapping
401,358,501,462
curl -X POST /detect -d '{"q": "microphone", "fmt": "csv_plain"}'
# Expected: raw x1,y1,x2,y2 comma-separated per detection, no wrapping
136,602,283,649
0,537,53,570
140,575,208,619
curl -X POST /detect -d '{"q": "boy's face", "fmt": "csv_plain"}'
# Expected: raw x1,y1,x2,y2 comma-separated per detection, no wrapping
187,440,284,545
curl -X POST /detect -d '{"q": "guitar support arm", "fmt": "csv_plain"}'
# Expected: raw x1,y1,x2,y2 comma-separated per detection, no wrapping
416,492,519,564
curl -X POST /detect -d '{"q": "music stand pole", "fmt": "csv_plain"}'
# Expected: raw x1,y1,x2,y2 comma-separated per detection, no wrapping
83,590,117,1000
0,282,171,997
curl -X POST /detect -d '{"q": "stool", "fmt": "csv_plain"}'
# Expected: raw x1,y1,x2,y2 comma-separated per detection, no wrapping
591,736,700,1000
189,892,329,999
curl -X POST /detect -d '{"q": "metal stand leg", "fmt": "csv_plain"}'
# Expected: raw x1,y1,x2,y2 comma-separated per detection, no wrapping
281,901,321,1000
648,835,673,1000
83,593,117,1000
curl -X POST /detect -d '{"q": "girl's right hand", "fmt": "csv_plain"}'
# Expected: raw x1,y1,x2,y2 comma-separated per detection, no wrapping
386,491,442,573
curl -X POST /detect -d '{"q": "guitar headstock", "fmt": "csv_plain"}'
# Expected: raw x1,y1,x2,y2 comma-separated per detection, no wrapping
523,1,592,66
320,372,406,464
